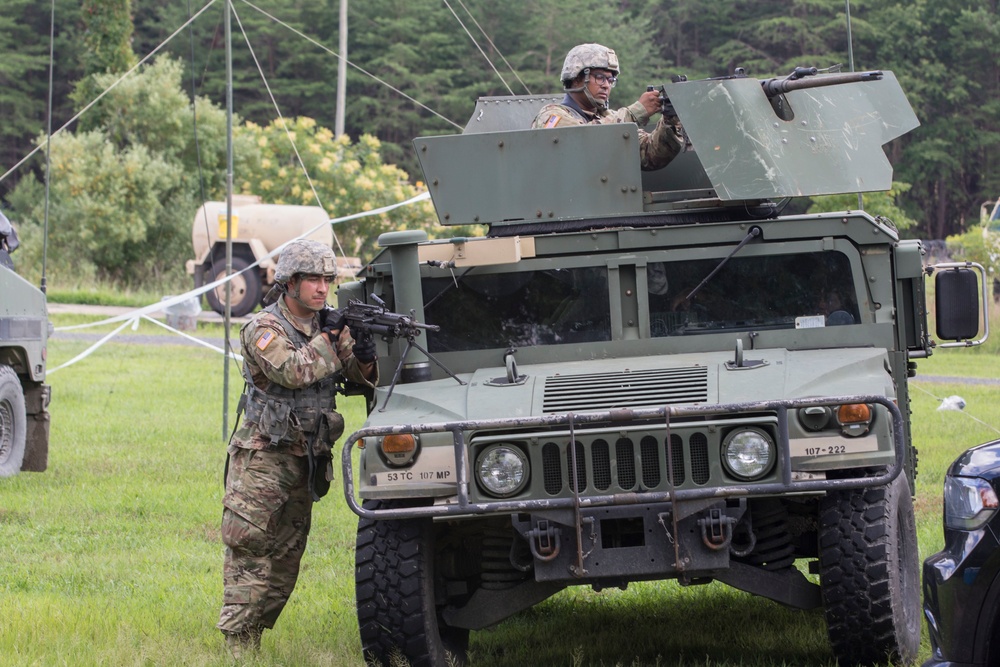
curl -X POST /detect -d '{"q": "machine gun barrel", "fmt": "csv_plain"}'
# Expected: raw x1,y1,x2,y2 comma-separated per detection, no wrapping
761,69,883,98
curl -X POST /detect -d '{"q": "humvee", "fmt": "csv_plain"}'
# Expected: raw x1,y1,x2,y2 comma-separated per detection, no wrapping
337,69,988,666
0,212,51,478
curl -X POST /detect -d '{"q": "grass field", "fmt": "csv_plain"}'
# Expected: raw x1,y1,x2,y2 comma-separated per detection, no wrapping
1,316,998,667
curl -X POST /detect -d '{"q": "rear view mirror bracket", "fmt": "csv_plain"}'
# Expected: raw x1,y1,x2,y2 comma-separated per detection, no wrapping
928,262,990,348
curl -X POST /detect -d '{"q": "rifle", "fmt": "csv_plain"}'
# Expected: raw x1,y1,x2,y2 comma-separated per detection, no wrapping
338,295,461,410
341,294,439,346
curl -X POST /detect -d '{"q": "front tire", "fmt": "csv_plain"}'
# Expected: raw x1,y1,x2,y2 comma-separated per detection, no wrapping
0,365,27,478
356,499,469,667
819,472,920,666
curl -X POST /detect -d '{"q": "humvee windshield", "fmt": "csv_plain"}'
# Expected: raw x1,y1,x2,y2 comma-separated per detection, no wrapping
423,266,612,351
423,251,858,352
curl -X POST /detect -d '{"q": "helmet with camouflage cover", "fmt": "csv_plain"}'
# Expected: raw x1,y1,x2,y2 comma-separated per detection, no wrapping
561,43,620,88
274,239,337,284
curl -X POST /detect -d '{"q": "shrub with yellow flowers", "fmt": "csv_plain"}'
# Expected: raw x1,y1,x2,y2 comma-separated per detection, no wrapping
238,117,473,261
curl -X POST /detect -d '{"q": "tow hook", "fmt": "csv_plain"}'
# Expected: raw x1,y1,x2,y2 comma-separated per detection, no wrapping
698,508,737,551
527,519,560,562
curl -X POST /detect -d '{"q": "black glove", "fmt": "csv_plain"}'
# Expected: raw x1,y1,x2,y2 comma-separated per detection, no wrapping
319,306,346,338
352,335,377,364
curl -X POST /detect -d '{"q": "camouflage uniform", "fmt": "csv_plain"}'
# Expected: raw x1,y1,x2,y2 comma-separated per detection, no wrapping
531,96,684,171
531,42,684,171
217,285,376,642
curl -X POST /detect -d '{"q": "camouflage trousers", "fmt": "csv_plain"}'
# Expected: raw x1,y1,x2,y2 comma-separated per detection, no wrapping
217,446,312,635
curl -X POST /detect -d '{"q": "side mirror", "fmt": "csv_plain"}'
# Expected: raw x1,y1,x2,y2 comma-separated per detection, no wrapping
932,263,989,347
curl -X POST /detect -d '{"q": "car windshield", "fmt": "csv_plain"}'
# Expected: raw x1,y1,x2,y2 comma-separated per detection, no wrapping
421,251,859,351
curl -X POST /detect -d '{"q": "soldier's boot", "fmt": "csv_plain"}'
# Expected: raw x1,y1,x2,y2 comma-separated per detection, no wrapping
224,627,262,660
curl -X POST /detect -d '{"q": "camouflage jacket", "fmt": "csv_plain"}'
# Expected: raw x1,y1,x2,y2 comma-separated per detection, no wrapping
231,297,377,457
531,93,683,171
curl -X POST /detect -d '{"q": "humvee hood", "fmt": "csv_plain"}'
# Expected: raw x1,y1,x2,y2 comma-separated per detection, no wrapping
367,347,892,426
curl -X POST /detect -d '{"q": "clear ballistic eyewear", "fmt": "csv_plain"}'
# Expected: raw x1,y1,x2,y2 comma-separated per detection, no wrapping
591,71,617,87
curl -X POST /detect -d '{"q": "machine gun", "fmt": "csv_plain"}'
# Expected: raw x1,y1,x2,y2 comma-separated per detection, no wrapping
341,293,439,346
759,66,882,97
648,67,883,120
647,74,687,118
760,67,883,120
339,294,462,410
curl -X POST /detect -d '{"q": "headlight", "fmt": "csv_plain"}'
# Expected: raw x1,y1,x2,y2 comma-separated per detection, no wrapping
722,428,775,480
944,475,999,530
476,445,529,497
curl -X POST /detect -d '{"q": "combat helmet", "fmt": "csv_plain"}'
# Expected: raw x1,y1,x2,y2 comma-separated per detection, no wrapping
561,43,620,88
274,239,337,283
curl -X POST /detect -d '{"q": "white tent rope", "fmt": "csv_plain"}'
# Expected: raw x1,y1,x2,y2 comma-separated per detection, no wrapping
911,382,1000,435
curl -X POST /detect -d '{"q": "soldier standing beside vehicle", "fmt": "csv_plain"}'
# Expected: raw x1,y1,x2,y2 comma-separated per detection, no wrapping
531,43,685,171
217,239,377,658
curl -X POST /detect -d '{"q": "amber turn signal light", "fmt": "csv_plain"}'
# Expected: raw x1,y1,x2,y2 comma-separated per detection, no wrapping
382,434,416,453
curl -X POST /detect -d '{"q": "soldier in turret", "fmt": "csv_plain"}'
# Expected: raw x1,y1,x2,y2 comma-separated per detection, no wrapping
531,43,684,171
217,239,377,658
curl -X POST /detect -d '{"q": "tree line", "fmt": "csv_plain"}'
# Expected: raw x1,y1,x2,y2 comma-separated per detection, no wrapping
1,0,998,286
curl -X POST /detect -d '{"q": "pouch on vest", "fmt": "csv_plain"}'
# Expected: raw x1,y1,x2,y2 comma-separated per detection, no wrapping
312,455,333,499
324,411,345,447
259,398,295,447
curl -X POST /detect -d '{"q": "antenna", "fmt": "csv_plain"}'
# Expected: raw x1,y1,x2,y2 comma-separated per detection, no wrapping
845,0,856,74
41,0,57,294
845,0,864,211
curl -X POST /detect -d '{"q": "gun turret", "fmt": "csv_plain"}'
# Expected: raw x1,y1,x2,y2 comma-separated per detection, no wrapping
419,67,918,225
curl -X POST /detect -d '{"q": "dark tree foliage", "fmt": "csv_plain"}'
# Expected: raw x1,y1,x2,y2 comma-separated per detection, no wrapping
0,0,83,200
73,0,138,128
81,0,136,76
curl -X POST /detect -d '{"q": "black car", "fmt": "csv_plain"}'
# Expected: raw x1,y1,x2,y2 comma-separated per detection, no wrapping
923,439,1000,666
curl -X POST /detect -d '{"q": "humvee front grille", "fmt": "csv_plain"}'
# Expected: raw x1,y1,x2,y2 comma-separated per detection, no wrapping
543,429,713,495
542,367,708,413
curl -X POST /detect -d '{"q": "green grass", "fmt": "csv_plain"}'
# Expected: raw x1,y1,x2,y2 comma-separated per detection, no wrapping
45,280,193,309
2,334,1000,666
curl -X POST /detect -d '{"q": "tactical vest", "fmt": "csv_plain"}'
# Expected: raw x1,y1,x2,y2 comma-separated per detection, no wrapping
241,303,341,451
559,93,597,123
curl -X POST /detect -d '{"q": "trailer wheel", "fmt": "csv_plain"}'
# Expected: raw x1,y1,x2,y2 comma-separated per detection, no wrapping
819,472,920,666
0,365,27,478
204,255,261,317
356,499,468,667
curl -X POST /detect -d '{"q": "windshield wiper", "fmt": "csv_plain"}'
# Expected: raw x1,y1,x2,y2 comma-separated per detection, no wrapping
423,264,477,310
683,226,762,303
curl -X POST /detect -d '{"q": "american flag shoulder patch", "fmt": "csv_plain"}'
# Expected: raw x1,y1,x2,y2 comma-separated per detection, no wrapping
256,330,276,351
544,114,560,128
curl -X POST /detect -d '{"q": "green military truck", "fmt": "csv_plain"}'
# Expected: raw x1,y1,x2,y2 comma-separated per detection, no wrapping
337,69,988,666
0,213,51,478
